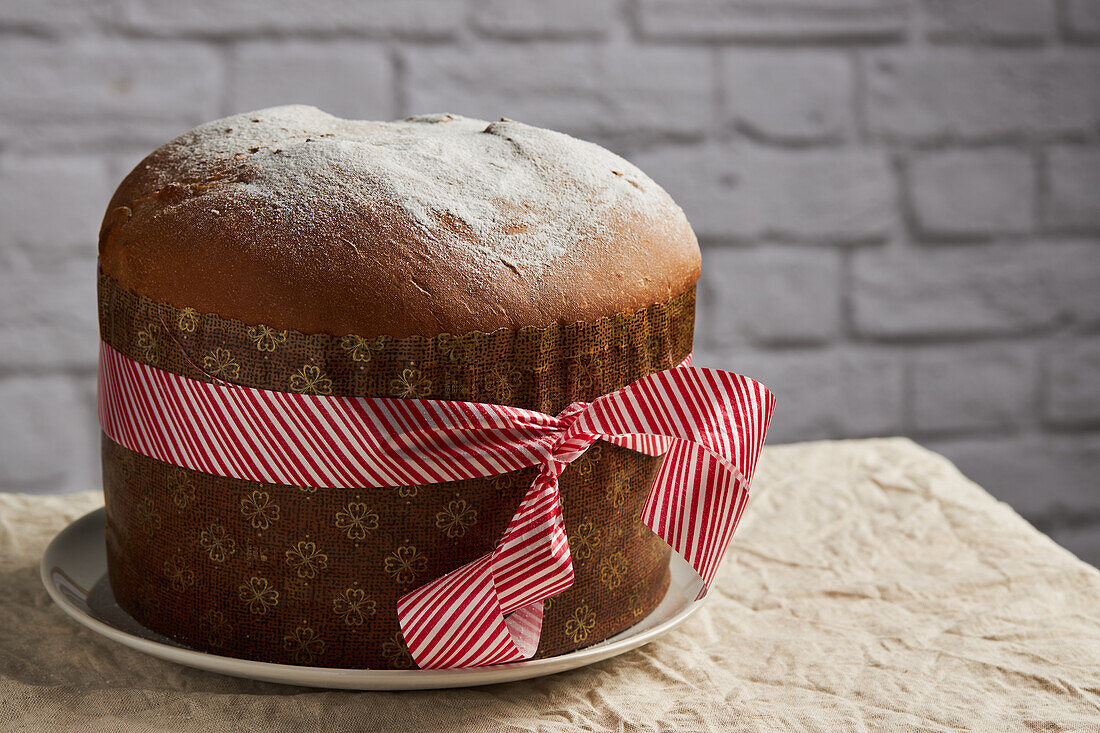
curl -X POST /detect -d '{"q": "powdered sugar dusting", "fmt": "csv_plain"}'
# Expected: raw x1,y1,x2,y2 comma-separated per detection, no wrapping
150,105,683,275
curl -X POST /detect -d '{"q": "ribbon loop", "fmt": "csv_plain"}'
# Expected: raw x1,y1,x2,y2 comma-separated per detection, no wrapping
397,468,572,669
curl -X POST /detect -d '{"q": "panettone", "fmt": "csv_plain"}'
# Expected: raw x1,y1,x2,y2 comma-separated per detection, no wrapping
97,106,701,668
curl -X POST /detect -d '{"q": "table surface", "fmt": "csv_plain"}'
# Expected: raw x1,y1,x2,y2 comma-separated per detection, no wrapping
2,438,1098,732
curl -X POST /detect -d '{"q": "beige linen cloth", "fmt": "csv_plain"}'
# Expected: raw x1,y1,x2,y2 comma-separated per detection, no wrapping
1,438,1098,731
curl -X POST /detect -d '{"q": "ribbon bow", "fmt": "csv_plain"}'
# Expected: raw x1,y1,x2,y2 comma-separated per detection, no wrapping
98,342,774,669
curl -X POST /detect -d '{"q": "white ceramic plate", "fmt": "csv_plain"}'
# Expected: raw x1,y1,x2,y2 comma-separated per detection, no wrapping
42,507,707,690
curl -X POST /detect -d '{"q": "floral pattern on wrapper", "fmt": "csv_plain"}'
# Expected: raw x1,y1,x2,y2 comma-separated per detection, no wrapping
98,271,693,668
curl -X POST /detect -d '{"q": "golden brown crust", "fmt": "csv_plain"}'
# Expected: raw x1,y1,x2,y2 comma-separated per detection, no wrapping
98,106,701,338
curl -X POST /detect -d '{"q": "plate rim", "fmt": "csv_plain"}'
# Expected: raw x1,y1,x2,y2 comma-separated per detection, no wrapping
41,506,708,690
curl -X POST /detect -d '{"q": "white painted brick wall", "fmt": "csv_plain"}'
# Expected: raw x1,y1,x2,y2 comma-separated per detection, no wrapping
719,51,854,145
927,434,1100,520
704,247,842,346
0,0,1097,565
1064,0,1100,41
115,0,465,38
911,343,1036,433
908,150,1035,237
636,0,909,42
472,0,615,39
1045,147,1100,232
632,146,895,242
405,44,714,138
1045,338,1100,426
0,39,224,152
231,41,395,122
921,0,1056,42
713,347,907,443
851,242,1100,337
866,50,1100,142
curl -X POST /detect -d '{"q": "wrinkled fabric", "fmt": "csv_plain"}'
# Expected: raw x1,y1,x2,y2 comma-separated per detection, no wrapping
1,438,1098,732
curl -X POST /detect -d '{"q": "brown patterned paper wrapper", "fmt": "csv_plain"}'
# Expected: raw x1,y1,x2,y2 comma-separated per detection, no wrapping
98,271,695,669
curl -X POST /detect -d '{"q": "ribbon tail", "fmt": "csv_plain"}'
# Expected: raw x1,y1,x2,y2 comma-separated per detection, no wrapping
642,441,752,601
397,468,573,669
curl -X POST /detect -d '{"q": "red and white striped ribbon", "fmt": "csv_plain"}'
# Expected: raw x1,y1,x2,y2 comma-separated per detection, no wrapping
98,341,774,669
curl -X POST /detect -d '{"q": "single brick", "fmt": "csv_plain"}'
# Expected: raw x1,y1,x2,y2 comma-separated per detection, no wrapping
0,39,222,151
909,150,1035,237
720,51,854,144
631,145,894,242
927,433,1100,521
403,45,711,138
115,0,462,38
703,246,841,346
636,0,909,42
472,0,615,38
922,0,1055,43
706,348,904,443
1045,338,1100,426
601,47,713,138
867,49,1100,141
911,344,1036,433
0,375,98,494
1044,147,1100,232
851,241,1100,338
233,42,394,122
0,255,99,370
0,155,112,261
1064,0,1100,41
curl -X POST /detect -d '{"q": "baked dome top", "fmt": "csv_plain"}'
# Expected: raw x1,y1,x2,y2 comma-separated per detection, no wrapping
99,105,700,338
